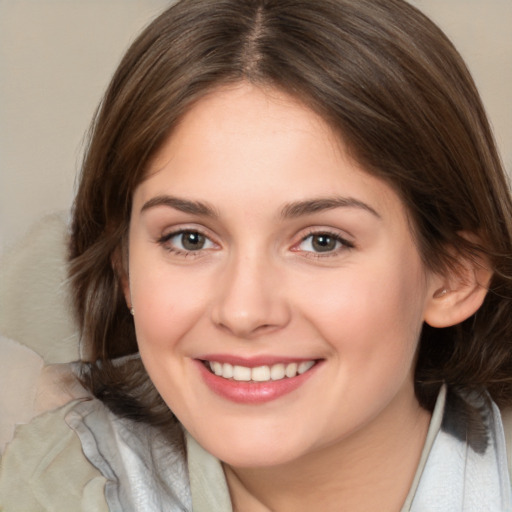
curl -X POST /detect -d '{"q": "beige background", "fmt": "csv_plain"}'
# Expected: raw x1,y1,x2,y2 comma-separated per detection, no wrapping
1,0,511,254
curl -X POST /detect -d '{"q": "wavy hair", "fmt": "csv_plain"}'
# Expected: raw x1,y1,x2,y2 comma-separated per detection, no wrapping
70,0,512,424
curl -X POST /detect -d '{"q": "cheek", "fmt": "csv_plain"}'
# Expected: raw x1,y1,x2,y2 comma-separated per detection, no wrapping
298,257,427,367
128,256,211,409
128,249,211,352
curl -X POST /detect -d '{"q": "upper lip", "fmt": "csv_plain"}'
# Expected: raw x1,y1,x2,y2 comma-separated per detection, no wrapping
196,354,320,368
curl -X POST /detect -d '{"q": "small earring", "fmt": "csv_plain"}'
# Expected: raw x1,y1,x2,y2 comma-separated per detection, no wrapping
433,288,448,298
130,307,135,316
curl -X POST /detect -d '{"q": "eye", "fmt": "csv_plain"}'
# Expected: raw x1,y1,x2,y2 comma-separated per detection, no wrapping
160,230,216,253
297,232,353,254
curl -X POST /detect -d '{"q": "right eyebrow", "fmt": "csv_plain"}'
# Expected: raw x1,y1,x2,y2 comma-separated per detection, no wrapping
140,195,219,218
280,196,381,219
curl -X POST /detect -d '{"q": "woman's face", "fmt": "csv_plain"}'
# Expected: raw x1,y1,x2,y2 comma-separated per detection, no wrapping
127,83,439,467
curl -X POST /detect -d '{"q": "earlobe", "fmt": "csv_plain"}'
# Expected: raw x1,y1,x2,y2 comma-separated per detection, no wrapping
111,247,132,310
424,258,492,328
121,273,132,311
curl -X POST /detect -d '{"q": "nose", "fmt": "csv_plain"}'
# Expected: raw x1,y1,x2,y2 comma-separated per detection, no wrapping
211,251,291,339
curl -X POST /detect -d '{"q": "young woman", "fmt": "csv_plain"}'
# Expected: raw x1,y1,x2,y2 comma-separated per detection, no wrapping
1,0,512,510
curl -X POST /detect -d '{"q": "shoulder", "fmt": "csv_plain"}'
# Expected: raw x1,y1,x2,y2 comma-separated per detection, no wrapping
0,399,108,511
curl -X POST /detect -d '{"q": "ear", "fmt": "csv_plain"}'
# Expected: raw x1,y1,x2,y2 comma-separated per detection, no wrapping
111,246,131,309
423,246,492,329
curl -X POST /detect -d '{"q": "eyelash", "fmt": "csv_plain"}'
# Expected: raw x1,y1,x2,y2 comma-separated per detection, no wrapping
157,229,216,257
156,228,355,258
295,230,355,258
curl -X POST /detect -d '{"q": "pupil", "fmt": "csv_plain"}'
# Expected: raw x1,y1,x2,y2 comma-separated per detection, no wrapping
182,232,205,250
312,234,335,252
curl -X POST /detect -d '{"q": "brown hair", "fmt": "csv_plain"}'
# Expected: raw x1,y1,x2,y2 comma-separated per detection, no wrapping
70,0,512,424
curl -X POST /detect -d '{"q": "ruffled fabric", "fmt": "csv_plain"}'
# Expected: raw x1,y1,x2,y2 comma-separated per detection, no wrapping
0,400,108,512
66,400,191,512
67,386,512,512
4,385,505,511
409,387,512,511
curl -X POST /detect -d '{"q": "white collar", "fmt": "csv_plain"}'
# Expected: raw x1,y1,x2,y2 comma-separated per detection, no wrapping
185,385,512,512
68,385,511,511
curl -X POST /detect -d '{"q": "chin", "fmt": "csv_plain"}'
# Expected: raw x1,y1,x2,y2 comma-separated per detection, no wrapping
197,425,315,469
218,447,300,469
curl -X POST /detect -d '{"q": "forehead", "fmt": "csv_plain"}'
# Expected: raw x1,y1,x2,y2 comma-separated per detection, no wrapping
146,83,341,176
135,83,408,225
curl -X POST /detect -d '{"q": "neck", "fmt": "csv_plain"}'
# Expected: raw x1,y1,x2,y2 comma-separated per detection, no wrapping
224,389,431,512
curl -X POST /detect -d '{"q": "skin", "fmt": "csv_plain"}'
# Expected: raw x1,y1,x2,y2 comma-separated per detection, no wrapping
124,83,460,511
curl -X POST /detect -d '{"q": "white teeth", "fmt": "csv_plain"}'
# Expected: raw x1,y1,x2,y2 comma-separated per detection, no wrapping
222,363,234,378
208,360,316,382
298,361,315,374
285,362,298,378
233,365,252,381
270,363,285,380
252,365,271,382
211,361,223,376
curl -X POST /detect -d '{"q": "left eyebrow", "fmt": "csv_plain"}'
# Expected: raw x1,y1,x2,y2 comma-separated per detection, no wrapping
280,197,381,219
140,195,218,218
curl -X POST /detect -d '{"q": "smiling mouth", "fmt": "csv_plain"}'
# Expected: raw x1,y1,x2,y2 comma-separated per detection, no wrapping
203,360,317,382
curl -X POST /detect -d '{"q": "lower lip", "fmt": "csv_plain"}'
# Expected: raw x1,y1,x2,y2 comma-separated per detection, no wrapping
195,360,321,404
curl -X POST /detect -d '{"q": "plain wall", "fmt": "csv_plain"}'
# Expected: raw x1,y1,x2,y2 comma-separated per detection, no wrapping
1,0,511,253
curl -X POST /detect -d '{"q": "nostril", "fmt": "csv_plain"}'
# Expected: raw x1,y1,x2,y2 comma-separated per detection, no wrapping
210,276,292,338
